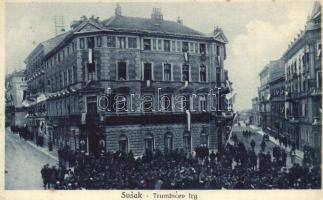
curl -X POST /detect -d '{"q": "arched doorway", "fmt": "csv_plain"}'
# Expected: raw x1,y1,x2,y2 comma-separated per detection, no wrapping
164,132,173,152
119,134,128,152
144,133,154,152
200,130,209,147
88,125,104,155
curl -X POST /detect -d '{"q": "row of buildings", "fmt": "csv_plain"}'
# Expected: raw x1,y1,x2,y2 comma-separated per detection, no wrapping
251,1,321,153
8,5,235,156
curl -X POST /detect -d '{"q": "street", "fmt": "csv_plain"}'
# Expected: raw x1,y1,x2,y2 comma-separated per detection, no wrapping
5,129,57,190
230,122,301,168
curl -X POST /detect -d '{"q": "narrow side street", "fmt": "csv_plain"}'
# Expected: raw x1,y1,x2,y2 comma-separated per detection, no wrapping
5,129,57,190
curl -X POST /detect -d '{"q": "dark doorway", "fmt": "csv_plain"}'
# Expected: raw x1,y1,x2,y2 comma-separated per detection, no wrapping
88,126,103,155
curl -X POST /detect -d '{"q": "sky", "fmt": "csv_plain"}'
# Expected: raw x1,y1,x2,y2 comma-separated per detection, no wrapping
5,0,315,111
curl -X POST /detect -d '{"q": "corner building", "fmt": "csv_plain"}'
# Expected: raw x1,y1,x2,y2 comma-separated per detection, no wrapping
25,6,234,156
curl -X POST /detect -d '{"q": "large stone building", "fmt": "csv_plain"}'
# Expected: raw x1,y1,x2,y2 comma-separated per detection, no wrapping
283,1,321,151
24,6,234,156
5,70,28,128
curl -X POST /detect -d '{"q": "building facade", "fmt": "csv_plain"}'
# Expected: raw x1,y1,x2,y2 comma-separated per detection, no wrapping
258,65,271,131
24,6,234,156
5,70,28,128
283,2,321,151
268,59,285,138
251,97,260,126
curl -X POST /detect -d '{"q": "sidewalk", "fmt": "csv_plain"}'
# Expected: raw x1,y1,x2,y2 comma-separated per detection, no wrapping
6,127,59,162
249,125,304,160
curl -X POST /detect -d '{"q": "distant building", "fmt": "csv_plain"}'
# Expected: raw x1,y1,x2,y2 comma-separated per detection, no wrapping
5,69,28,127
24,5,234,156
251,97,260,126
283,1,321,151
268,59,285,138
258,64,271,131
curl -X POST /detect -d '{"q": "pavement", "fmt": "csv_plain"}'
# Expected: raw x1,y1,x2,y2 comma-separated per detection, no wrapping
5,128,58,189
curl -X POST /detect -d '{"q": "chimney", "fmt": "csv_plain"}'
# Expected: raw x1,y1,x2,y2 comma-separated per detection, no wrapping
151,8,163,21
177,16,183,24
115,3,122,16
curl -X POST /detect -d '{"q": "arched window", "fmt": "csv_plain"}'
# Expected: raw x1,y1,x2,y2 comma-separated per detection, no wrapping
183,131,191,152
119,134,128,152
144,133,154,152
200,130,209,147
164,132,173,151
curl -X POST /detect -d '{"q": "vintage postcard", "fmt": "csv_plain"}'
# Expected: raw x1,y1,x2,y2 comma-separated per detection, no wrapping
1,0,322,199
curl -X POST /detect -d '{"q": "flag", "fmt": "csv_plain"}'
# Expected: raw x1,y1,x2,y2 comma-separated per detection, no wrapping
184,52,189,62
88,48,93,64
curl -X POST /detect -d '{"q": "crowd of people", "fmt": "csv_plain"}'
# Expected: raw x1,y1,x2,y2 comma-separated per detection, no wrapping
40,137,321,190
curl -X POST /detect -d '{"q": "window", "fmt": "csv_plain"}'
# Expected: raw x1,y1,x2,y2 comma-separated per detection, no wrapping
194,43,199,53
107,36,116,47
183,131,191,152
117,37,126,48
163,64,172,81
317,71,322,88
182,41,189,52
67,46,70,55
158,39,162,51
177,41,181,52
182,64,190,81
87,37,94,49
152,39,157,50
199,96,207,111
200,65,207,82
164,132,173,151
189,42,194,53
317,43,322,57
143,63,153,81
72,42,75,52
80,38,85,49
143,39,151,50
63,71,67,87
117,62,127,80
216,45,220,55
73,65,77,83
128,37,137,48
86,96,97,114
96,36,102,47
160,94,172,111
144,134,154,152
119,135,128,152
200,43,206,54
164,40,170,52
68,69,72,85
87,62,96,80
171,41,176,52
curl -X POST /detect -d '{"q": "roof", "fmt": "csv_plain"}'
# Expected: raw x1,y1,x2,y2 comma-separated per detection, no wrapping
103,15,205,37
41,31,72,55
